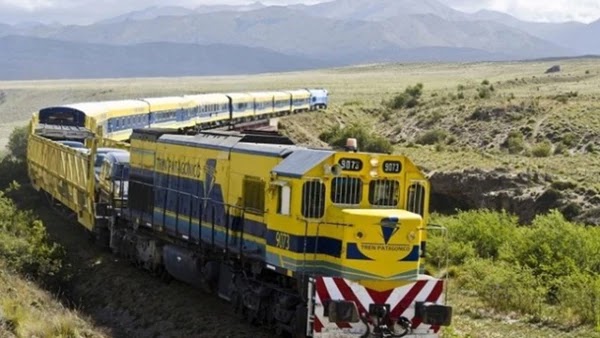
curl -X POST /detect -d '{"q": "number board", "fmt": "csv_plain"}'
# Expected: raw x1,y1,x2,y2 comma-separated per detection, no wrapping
338,158,363,172
383,161,402,174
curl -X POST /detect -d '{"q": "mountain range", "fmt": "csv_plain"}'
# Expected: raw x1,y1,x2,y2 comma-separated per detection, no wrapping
1,0,599,80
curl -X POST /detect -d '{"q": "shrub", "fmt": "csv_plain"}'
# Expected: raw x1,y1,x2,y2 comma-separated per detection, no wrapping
432,210,518,260
427,235,476,267
319,123,393,153
458,259,545,316
561,132,577,147
415,129,447,145
501,211,596,286
0,188,64,283
531,140,552,157
387,83,424,109
553,91,578,104
553,142,567,155
477,86,491,99
555,272,600,326
481,79,490,85
586,143,596,153
505,130,525,154
7,126,28,163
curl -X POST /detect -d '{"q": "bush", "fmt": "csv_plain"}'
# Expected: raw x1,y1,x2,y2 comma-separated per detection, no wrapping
433,209,600,326
531,140,552,157
431,210,518,262
501,211,597,285
505,130,525,154
553,91,578,104
561,132,578,147
387,83,424,109
415,129,447,145
477,86,492,99
0,187,64,284
555,272,600,326
458,259,545,316
319,123,393,153
7,126,28,163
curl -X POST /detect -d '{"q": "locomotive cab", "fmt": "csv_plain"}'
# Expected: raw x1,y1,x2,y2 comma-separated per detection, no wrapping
269,146,452,337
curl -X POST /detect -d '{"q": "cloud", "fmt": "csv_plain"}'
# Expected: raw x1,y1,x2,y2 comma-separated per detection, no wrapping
443,0,600,23
0,0,599,25
0,0,55,11
0,0,321,24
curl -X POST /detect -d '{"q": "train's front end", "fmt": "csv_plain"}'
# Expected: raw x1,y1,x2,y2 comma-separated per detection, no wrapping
299,143,451,338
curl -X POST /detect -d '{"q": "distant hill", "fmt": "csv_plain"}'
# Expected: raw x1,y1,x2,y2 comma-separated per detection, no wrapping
467,10,600,54
0,36,328,80
12,6,568,63
299,0,467,21
97,6,197,25
98,2,267,24
2,0,599,80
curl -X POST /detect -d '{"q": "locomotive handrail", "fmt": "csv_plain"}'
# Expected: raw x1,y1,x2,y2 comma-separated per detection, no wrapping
425,223,450,304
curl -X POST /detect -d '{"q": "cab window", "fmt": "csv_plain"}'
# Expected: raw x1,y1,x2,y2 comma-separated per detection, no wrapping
407,183,426,216
331,177,362,205
243,177,265,214
302,180,325,218
369,180,399,207
277,185,291,215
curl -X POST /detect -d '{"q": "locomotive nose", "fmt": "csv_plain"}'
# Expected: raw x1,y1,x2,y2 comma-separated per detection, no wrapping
341,209,423,267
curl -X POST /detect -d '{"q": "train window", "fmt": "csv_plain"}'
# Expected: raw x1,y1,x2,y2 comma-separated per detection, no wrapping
331,177,362,205
302,180,325,219
277,185,291,216
407,182,426,217
369,180,399,207
243,177,265,214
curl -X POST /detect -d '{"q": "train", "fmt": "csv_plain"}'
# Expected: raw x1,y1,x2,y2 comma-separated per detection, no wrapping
34,89,328,141
26,87,452,338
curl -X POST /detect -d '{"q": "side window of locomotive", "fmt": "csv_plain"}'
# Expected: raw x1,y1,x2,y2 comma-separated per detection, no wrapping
331,177,362,205
369,180,399,207
302,180,325,219
243,177,265,214
407,183,426,216
276,185,291,216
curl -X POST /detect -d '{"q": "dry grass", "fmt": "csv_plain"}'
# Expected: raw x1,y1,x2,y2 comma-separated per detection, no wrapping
0,262,106,338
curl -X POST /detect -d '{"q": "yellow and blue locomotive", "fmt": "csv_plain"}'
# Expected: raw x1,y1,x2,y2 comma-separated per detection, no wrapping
107,128,451,338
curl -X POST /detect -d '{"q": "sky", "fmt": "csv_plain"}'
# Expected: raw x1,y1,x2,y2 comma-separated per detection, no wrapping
0,0,599,25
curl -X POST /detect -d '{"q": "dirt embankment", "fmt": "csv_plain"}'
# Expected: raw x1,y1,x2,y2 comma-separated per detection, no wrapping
429,169,600,225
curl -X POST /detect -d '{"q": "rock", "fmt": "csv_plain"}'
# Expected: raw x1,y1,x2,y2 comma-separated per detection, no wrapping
545,65,561,74
429,169,599,224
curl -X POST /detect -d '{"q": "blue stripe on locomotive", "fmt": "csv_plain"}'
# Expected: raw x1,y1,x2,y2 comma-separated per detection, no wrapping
128,163,357,272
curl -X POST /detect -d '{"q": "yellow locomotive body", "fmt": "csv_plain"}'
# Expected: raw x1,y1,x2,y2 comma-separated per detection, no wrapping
122,129,450,337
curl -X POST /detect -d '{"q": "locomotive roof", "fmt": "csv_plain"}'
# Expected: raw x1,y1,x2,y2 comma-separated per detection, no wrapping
271,149,333,178
158,130,334,177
